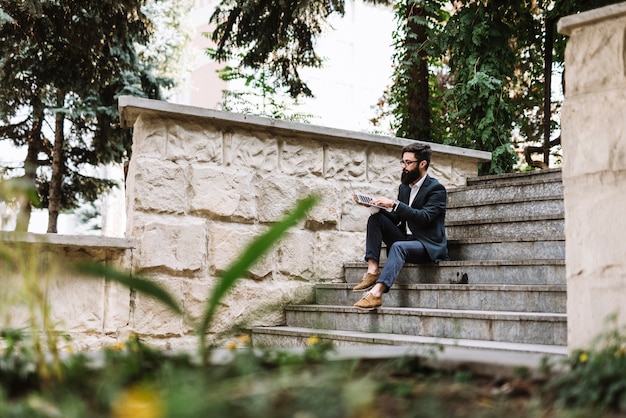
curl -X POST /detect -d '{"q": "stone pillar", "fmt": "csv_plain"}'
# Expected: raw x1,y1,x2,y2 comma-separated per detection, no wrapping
558,3,626,350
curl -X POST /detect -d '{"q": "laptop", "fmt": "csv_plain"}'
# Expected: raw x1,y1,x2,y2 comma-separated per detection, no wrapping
353,193,388,209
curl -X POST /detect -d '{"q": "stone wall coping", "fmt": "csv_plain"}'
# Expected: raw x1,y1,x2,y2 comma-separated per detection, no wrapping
0,231,135,250
118,95,492,163
558,2,626,35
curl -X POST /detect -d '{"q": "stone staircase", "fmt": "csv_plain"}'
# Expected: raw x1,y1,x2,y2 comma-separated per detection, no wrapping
252,169,568,359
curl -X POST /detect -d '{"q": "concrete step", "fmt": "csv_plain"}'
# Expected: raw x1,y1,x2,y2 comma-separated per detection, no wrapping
315,284,566,313
251,326,568,357
447,197,563,223
449,175,563,207
282,305,567,345
445,214,563,240
465,168,562,186
344,259,565,286
447,237,565,261
250,330,568,378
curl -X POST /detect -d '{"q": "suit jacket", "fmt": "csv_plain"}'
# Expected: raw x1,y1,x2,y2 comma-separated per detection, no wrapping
383,174,449,263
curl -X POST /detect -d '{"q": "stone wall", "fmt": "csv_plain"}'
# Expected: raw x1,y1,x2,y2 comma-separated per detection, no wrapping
558,2,626,350
118,96,490,349
0,233,134,350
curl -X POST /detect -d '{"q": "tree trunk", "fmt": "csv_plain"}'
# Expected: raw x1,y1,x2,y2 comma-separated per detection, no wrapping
405,3,431,141
47,91,65,233
15,100,44,232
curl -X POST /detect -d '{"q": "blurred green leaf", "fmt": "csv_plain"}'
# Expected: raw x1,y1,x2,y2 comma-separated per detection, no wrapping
72,262,183,315
199,196,318,340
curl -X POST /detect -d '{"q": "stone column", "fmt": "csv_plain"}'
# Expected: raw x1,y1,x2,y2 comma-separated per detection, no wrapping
558,3,626,350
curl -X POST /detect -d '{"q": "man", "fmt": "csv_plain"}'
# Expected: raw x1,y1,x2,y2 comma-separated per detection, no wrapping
352,142,448,310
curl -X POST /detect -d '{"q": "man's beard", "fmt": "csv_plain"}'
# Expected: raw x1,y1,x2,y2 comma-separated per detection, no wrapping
401,168,421,185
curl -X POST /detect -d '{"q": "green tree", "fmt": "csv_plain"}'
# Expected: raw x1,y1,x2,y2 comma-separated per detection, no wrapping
208,0,625,175
437,1,537,174
387,0,447,141
208,0,441,140
0,0,169,232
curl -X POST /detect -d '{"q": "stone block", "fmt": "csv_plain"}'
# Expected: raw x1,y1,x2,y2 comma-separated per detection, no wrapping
228,130,278,172
189,164,257,219
304,180,342,229
131,115,168,158
103,280,133,335
127,158,188,214
131,274,185,337
365,145,400,185
48,273,104,333
449,157,477,187
341,201,373,233
166,121,223,163
316,231,364,280
280,137,324,177
135,217,207,272
325,144,367,180
275,230,316,279
200,280,315,335
564,19,626,95
207,222,273,279
0,273,35,329
562,90,626,176
254,175,303,223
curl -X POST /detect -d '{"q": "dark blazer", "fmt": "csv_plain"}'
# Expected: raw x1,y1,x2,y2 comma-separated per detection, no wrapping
384,174,448,263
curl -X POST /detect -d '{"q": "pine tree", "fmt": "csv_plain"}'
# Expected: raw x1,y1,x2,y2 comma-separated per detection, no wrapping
0,0,169,232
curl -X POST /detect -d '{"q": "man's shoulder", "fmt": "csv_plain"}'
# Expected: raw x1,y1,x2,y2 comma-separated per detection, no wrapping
424,175,446,190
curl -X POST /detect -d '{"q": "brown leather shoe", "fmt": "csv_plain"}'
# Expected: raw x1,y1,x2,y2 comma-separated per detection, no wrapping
353,292,382,310
352,271,381,291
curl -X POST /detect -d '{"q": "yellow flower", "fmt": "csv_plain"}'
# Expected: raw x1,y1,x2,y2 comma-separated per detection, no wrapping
226,341,238,351
238,334,251,346
111,386,164,418
307,335,320,346
111,341,126,351
578,352,589,363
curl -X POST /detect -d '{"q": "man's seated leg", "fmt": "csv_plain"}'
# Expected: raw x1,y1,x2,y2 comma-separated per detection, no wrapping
353,240,429,310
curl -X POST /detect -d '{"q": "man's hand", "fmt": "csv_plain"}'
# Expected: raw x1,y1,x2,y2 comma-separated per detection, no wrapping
371,197,395,209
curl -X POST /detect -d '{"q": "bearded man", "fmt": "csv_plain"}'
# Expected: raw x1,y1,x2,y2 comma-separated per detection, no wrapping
351,142,449,310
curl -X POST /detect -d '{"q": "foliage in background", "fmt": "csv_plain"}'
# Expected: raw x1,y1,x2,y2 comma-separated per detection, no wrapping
208,0,626,175
436,1,538,174
211,59,314,123
547,315,626,413
209,0,356,99
138,0,197,92
385,0,447,142
0,0,175,233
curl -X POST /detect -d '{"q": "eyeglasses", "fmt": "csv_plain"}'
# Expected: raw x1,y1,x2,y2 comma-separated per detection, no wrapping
400,160,419,167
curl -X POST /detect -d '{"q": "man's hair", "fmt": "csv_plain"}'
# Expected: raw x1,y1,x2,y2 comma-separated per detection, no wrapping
402,142,432,168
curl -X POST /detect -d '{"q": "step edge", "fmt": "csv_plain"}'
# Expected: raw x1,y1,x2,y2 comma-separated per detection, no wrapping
344,259,566,267
285,305,568,321
252,326,568,355
446,214,564,226
464,168,562,184
447,195,564,209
